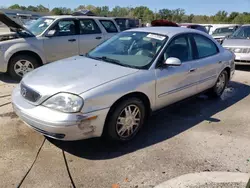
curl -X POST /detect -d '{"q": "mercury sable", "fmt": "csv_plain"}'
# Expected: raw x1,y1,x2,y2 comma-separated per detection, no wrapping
12,27,235,141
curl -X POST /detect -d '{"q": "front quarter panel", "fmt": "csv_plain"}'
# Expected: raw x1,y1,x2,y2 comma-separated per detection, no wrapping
79,69,156,114
2,37,46,71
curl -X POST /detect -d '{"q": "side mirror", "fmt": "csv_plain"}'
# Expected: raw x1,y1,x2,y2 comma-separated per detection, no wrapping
46,30,56,37
164,57,181,66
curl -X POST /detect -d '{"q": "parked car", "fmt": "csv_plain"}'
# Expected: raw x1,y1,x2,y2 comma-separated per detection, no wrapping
222,25,250,65
179,23,208,33
202,24,239,35
12,27,235,141
0,12,120,80
212,25,240,44
0,9,47,26
113,17,139,31
151,19,179,27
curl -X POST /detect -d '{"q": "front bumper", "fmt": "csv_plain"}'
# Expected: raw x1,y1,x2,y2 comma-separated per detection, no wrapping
232,53,250,65
12,87,110,141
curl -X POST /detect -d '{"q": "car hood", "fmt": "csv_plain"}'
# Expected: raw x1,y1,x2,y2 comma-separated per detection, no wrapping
212,33,231,38
22,56,139,96
0,12,33,36
222,38,250,47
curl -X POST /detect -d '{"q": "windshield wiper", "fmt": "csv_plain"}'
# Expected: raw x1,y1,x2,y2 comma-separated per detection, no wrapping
87,55,137,68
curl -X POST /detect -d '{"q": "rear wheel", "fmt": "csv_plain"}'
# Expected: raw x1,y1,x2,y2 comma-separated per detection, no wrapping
208,70,228,97
8,54,39,80
105,98,146,142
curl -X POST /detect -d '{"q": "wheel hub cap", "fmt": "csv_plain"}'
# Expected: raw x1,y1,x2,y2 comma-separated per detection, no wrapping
14,60,34,77
116,104,141,138
216,73,226,94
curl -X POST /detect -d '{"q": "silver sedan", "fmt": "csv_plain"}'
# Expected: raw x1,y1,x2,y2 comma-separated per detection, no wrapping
12,27,235,141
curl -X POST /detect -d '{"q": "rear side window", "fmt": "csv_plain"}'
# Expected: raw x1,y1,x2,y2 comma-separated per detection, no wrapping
79,19,101,34
99,20,118,33
193,34,219,59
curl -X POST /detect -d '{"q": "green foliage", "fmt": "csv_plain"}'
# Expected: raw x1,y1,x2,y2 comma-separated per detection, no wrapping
51,7,72,15
6,4,250,24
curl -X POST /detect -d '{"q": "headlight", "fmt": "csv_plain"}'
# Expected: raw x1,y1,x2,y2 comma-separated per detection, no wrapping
43,93,83,113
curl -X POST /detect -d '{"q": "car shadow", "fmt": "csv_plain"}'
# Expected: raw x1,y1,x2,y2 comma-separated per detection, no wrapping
48,81,250,160
0,73,19,84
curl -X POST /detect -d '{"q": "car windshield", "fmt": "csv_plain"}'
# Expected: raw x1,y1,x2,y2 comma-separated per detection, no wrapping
230,26,250,39
27,18,54,36
213,26,236,35
87,31,168,69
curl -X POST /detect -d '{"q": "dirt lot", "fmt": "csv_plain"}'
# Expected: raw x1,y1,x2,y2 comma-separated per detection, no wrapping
0,67,250,188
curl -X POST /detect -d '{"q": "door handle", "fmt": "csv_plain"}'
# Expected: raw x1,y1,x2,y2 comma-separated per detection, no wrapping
68,39,76,42
96,36,102,40
189,68,197,73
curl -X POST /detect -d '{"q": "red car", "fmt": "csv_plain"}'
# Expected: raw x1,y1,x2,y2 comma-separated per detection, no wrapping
151,20,179,27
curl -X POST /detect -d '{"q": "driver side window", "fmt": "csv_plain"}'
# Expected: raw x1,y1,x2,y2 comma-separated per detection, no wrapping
50,19,77,36
163,35,192,62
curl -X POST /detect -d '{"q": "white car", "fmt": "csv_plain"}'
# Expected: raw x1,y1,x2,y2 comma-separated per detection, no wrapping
0,13,120,79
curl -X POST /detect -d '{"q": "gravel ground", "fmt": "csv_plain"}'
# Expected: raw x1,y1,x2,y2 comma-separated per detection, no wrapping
0,66,250,188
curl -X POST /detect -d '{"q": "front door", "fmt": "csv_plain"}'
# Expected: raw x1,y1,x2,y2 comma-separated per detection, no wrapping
43,19,79,62
155,34,199,109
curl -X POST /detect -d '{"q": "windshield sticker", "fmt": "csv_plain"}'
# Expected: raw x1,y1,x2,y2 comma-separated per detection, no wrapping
146,34,166,41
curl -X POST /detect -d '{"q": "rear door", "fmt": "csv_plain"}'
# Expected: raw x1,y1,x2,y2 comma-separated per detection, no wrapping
43,19,79,62
78,19,104,54
98,19,119,40
190,33,221,92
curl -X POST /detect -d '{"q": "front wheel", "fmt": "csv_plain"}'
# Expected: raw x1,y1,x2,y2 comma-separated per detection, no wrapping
8,54,39,80
209,70,228,97
105,98,146,142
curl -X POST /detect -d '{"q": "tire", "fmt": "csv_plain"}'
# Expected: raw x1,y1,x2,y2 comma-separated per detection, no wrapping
208,70,228,98
105,98,146,142
8,54,40,80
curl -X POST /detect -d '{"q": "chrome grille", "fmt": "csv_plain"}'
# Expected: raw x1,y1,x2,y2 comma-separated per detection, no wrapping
226,47,250,53
20,83,41,102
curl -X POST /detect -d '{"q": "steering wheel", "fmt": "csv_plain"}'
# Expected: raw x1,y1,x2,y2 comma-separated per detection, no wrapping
135,49,155,58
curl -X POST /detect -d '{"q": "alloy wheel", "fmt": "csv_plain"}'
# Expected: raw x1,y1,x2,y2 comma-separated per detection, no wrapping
116,104,141,138
14,60,34,77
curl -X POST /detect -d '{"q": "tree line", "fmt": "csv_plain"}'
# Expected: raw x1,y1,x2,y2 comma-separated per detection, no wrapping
6,4,250,24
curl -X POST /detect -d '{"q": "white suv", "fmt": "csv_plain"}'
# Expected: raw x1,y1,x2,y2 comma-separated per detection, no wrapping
0,13,120,80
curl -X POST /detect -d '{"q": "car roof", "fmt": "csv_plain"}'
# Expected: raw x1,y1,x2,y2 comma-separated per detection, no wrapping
126,26,204,37
42,15,115,20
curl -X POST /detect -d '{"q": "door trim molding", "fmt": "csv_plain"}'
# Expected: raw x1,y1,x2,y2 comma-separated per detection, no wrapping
158,75,217,98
